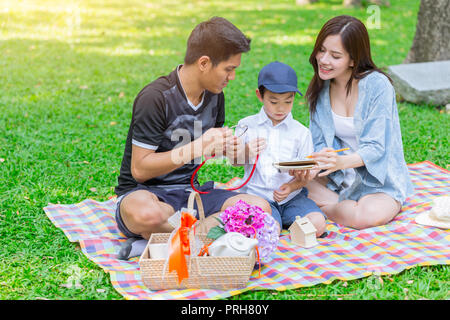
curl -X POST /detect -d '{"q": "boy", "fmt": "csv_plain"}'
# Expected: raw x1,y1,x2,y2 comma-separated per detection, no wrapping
231,61,326,236
115,17,272,260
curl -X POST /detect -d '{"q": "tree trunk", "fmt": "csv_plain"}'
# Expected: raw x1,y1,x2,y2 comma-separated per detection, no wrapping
404,0,450,63
296,0,318,5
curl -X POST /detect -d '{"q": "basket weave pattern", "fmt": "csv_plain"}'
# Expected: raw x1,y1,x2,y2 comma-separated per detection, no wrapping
139,192,256,290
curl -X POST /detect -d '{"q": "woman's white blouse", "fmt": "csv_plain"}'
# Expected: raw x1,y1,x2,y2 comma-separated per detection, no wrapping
331,109,357,191
310,71,414,204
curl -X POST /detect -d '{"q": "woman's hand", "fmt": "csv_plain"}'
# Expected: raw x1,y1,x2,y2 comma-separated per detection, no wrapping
309,147,345,177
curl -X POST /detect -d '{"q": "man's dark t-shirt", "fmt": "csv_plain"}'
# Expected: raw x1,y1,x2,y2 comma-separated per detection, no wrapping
114,66,225,197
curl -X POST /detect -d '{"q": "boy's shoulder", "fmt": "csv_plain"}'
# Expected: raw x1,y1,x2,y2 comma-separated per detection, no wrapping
287,116,311,135
237,112,260,126
238,112,311,133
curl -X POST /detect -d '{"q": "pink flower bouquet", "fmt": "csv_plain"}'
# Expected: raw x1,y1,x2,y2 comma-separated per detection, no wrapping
207,200,279,262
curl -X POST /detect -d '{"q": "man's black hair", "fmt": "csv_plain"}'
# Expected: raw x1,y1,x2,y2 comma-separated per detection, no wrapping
184,16,251,66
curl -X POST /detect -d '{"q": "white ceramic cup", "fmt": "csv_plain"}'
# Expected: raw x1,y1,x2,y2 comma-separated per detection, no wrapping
148,243,168,259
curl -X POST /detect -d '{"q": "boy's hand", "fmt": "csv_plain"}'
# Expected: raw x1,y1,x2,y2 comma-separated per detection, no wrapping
273,183,293,202
247,137,266,159
289,168,318,185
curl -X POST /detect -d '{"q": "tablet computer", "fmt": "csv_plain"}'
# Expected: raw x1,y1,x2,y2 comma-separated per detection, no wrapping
272,160,317,172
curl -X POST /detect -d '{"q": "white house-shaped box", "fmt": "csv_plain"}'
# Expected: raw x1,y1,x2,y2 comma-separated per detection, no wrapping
288,216,318,248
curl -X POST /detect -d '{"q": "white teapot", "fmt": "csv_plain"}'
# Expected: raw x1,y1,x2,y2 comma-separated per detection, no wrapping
208,232,258,257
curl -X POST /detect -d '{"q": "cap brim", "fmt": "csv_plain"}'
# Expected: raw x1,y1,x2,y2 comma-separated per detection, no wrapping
415,211,450,229
263,84,303,96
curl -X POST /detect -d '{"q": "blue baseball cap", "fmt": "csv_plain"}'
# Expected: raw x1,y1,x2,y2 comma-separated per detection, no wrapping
258,61,303,96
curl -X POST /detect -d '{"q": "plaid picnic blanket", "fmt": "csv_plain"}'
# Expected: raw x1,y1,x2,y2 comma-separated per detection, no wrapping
43,161,450,300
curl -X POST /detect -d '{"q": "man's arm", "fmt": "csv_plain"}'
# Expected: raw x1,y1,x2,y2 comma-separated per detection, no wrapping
131,127,232,183
130,141,200,183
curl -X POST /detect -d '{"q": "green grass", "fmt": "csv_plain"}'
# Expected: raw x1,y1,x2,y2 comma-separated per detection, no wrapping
0,0,448,300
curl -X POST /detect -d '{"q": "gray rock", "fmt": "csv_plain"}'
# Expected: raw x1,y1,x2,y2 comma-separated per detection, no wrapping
388,60,450,106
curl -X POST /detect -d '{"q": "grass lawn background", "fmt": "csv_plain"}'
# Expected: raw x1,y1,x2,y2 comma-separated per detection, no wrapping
0,0,448,300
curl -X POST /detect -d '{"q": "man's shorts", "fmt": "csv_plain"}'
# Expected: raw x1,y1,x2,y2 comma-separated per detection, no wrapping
115,181,240,238
269,188,326,230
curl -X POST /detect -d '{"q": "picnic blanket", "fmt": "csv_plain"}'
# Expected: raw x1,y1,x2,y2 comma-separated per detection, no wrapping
43,161,450,300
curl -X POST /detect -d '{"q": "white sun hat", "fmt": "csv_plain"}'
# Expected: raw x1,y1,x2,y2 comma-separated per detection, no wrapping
415,196,450,229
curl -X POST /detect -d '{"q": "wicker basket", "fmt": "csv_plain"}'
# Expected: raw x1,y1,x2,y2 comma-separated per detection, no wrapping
139,191,256,290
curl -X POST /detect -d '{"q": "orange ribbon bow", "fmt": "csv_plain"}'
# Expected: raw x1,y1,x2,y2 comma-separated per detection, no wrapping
168,211,197,284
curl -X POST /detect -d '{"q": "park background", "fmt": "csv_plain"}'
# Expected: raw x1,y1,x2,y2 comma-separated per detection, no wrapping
0,0,448,300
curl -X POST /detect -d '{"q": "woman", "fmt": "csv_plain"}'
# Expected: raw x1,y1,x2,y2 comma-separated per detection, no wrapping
294,15,414,230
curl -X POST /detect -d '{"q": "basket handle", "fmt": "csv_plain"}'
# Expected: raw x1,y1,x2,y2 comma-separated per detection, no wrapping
187,191,206,223
186,191,208,252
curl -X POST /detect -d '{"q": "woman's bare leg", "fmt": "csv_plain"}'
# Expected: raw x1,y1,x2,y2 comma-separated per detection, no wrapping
306,179,401,229
351,193,401,229
305,211,327,237
305,178,339,209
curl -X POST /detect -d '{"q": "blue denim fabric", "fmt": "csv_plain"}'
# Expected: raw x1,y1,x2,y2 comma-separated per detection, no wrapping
269,188,325,230
309,71,414,204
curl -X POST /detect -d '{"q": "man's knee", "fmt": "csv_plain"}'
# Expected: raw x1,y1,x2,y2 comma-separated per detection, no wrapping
224,193,272,214
132,205,166,228
245,194,271,213
121,191,167,231
257,198,272,214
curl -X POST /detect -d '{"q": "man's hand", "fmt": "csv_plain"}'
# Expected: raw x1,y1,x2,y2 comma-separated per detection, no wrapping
247,137,266,159
223,135,241,157
200,127,233,158
229,137,266,165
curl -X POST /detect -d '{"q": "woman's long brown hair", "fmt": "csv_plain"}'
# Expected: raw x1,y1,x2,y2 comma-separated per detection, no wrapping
306,15,392,114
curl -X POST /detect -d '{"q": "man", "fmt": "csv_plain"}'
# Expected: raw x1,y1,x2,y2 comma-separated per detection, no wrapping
114,17,272,259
